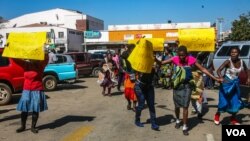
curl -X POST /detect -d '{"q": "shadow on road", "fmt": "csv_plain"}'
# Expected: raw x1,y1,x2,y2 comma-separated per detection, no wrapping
110,91,123,96
206,97,215,102
0,114,20,122
74,79,86,83
56,84,88,90
155,114,175,126
156,105,174,112
0,108,16,114
38,115,96,130
0,113,31,122
220,113,250,125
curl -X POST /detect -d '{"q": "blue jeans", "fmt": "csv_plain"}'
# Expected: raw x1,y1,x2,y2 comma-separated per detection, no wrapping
134,81,157,124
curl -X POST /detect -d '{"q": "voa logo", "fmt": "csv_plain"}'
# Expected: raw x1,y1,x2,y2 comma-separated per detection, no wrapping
226,129,246,136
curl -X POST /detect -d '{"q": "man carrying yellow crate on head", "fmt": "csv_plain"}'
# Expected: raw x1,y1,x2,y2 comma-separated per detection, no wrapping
127,38,164,131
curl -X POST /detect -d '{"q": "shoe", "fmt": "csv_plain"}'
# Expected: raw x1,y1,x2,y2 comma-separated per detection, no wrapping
175,122,181,129
31,127,39,134
135,120,144,127
151,123,160,131
230,117,240,125
183,129,189,136
214,113,220,125
16,126,26,133
197,113,203,119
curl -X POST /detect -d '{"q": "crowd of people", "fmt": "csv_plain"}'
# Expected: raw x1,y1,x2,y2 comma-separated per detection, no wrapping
11,42,250,136
97,43,250,136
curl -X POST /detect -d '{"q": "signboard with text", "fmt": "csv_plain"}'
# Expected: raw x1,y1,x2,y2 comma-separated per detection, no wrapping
84,31,101,39
178,28,215,52
2,32,47,60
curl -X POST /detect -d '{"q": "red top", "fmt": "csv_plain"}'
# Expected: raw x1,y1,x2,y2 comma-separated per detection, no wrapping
171,56,196,66
15,55,48,90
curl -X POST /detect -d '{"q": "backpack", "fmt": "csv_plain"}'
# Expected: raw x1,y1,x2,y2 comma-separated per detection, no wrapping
172,66,194,89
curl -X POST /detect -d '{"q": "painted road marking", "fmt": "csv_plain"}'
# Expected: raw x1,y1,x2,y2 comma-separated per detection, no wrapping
62,126,94,141
206,134,215,141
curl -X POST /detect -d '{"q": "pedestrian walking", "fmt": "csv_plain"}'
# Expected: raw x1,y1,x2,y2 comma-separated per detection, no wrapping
100,53,116,96
115,49,125,91
121,46,137,111
160,48,173,89
134,67,160,131
214,46,250,125
162,46,221,135
14,53,49,134
191,70,204,119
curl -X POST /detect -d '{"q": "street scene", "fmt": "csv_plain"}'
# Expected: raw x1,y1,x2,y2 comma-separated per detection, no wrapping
1,0,250,141
0,77,249,141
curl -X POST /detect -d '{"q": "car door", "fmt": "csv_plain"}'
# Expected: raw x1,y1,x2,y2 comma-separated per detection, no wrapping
75,53,92,76
239,45,250,85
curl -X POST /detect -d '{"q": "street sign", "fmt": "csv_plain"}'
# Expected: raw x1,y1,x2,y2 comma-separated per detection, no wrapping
84,31,101,39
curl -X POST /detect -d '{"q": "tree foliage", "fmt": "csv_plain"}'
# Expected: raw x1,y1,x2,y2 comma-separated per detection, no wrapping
228,12,250,41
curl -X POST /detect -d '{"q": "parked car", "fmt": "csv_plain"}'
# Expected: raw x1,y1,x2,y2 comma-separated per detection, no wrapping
88,49,115,55
64,52,92,77
0,48,24,105
90,53,105,77
44,54,78,91
65,52,101,76
213,41,250,85
0,50,77,105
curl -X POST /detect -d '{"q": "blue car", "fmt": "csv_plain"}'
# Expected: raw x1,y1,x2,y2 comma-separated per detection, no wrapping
43,54,78,91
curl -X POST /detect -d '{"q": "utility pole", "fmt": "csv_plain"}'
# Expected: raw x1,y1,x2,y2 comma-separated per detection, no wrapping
216,18,224,41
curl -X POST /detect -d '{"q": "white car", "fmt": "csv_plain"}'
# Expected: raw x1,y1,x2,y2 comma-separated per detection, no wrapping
88,49,115,55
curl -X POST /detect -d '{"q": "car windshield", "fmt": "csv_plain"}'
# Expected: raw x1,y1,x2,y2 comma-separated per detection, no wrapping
240,45,250,56
91,53,104,59
216,45,239,57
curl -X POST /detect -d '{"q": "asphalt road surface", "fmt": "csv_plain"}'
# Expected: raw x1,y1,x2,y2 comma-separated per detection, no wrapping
0,77,250,141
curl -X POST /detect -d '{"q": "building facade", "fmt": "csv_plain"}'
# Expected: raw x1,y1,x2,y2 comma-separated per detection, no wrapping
108,22,211,42
0,25,83,52
1,8,104,31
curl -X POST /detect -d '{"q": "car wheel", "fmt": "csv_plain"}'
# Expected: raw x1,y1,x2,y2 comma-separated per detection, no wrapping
92,67,101,77
0,83,12,105
43,75,57,91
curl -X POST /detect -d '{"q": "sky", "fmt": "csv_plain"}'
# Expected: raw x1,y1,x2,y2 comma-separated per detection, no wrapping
0,0,249,31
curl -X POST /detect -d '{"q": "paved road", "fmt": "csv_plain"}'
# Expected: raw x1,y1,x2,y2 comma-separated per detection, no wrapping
0,78,250,141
